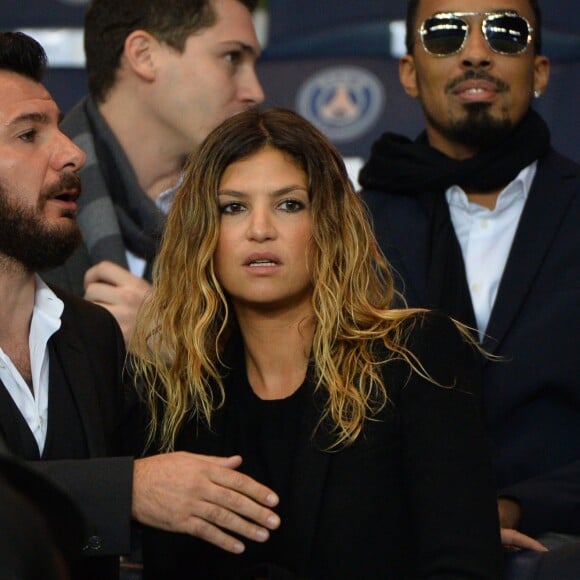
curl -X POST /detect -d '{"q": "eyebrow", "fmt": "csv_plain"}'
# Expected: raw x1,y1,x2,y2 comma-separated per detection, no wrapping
222,40,261,59
7,110,64,127
218,185,308,198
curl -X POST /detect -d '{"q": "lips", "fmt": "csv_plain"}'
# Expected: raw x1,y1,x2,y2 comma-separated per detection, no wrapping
244,252,280,267
453,80,500,100
41,173,81,215
50,188,80,203
446,71,508,103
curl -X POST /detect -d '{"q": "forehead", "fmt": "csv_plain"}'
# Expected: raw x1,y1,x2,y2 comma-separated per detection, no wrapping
0,71,58,124
220,148,306,184
195,0,260,50
416,0,536,24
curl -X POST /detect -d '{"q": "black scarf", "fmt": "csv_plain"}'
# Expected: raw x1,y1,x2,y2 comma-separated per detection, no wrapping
359,110,551,329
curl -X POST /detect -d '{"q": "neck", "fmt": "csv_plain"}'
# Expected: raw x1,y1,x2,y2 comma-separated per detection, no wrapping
465,189,502,209
235,305,315,400
0,259,36,344
98,90,187,201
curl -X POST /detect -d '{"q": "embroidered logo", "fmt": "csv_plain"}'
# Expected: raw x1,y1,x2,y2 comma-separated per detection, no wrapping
296,65,385,143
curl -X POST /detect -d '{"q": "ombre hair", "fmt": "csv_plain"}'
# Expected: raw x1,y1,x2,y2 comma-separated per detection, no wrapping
132,107,435,451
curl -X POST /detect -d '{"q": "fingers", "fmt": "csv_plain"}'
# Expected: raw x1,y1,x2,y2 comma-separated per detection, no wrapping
184,497,277,553
501,528,549,552
497,497,522,529
132,453,280,554
84,260,148,288
202,454,244,469
205,455,279,511
83,261,151,344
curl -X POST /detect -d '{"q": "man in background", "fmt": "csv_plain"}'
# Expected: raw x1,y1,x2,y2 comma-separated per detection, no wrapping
43,0,264,344
361,0,580,572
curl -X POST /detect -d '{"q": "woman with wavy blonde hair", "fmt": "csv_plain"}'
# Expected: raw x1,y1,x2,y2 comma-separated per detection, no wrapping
132,107,502,579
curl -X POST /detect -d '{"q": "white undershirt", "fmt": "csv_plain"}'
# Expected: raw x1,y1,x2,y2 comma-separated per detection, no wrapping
126,174,182,277
446,162,537,340
0,276,63,454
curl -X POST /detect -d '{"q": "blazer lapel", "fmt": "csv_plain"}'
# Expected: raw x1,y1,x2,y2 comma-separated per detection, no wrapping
0,380,40,458
483,153,577,352
383,194,431,305
50,308,106,456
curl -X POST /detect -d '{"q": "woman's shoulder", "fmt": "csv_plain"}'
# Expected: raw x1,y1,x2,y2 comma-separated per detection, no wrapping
403,309,468,352
381,309,482,398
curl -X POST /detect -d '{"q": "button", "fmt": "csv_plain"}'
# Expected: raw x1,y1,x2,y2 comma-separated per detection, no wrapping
479,218,489,229
83,535,103,552
471,283,481,294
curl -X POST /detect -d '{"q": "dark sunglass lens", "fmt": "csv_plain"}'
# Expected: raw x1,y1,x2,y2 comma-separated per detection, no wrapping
422,16,467,55
485,15,529,54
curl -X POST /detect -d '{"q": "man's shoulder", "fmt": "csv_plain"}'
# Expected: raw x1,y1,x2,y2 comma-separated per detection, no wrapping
50,284,118,330
538,149,580,181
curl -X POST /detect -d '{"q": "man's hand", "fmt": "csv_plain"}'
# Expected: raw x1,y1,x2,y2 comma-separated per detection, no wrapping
132,453,280,554
500,528,548,552
498,498,548,552
84,260,151,345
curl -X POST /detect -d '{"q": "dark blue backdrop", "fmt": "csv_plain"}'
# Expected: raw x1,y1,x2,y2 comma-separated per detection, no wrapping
4,0,579,162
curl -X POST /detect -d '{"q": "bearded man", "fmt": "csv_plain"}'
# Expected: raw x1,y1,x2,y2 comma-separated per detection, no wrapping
0,31,279,580
361,0,580,573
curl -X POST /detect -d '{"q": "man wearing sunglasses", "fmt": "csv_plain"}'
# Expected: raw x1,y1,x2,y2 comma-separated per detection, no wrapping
361,0,580,573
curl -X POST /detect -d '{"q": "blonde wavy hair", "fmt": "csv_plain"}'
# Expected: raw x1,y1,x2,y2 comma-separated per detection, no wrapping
132,107,433,452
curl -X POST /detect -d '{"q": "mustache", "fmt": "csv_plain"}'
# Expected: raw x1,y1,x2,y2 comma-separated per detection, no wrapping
40,172,82,203
446,70,509,93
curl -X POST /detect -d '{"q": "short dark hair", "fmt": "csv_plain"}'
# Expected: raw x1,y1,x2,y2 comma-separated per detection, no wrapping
0,32,47,82
85,0,258,103
405,0,543,55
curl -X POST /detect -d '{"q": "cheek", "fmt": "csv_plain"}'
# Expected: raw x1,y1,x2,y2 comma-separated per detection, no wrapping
214,229,237,276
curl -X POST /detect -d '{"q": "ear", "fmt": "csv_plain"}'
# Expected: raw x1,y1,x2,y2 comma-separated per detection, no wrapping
122,30,159,83
399,54,419,99
533,54,550,97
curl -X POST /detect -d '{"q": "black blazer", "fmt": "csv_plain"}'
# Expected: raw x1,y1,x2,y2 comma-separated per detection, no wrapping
362,150,580,536
0,287,134,561
143,313,503,579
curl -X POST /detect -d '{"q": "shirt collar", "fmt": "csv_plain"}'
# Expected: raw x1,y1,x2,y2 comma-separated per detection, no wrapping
33,275,64,330
156,172,184,215
446,161,538,210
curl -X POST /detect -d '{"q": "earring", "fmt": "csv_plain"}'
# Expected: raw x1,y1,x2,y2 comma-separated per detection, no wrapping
534,90,542,99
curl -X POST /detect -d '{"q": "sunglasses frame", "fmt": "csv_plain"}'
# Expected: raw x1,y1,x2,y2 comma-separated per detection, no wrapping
418,10,534,57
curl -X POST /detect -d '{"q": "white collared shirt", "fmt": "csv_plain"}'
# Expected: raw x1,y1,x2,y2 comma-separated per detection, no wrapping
0,276,63,454
446,162,537,340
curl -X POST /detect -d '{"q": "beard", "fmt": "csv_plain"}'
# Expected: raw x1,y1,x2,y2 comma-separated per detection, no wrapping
0,173,82,272
426,71,514,150
432,102,514,150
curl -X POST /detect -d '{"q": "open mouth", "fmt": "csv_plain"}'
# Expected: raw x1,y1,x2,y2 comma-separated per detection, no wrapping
52,189,79,203
248,259,278,267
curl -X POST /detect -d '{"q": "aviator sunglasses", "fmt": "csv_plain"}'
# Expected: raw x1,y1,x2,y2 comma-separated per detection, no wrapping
418,11,534,56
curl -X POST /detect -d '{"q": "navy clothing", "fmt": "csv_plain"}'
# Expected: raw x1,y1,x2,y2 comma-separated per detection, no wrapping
362,149,580,536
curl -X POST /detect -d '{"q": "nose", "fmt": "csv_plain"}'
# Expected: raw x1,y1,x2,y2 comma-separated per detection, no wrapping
460,21,493,69
52,130,86,172
240,65,265,105
247,206,276,241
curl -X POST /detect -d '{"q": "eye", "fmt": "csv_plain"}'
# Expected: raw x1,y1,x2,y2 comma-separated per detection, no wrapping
18,129,37,143
224,50,242,65
278,199,306,213
219,202,246,215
